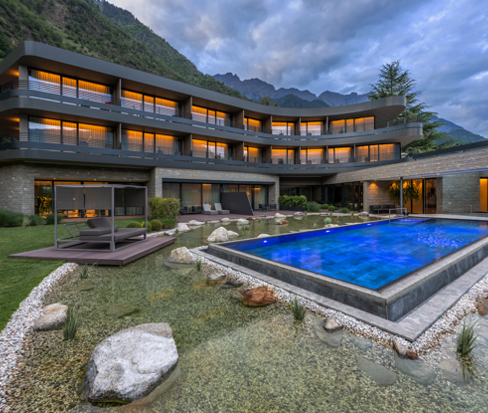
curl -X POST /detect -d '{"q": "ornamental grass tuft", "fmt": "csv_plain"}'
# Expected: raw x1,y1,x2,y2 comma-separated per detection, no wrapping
457,319,477,358
63,306,79,341
292,297,306,321
79,263,95,279
196,256,202,272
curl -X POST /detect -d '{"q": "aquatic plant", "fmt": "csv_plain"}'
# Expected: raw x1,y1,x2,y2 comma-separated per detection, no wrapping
323,218,332,225
264,212,267,218
205,219,208,225
214,237,221,243
196,256,202,272
79,263,94,279
457,320,477,358
63,306,79,341
175,228,179,235
313,223,317,229
292,297,306,321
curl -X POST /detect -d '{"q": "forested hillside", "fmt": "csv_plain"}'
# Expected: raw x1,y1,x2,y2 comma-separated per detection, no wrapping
0,0,247,99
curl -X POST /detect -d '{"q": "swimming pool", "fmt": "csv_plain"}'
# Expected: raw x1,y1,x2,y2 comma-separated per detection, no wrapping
225,218,488,290
207,218,488,322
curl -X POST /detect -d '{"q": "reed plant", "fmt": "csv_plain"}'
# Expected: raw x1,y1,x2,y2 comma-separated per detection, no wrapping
324,218,332,225
79,263,94,279
457,320,477,357
63,306,79,341
196,256,202,271
292,297,306,321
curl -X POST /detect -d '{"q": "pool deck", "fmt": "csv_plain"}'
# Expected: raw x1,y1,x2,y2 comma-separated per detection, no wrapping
8,236,177,266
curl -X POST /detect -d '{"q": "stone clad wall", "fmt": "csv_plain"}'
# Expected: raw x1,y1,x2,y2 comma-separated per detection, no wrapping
363,181,395,213
441,172,480,213
0,163,150,214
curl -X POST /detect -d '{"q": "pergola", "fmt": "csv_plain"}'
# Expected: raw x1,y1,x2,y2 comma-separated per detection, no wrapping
54,184,147,252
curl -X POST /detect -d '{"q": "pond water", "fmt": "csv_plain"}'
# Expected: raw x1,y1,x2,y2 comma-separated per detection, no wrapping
9,215,488,412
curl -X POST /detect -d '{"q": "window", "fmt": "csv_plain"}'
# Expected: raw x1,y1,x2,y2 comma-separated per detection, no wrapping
379,144,397,161
62,122,78,146
156,135,179,155
301,148,324,164
181,183,201,208
300,121,322,136
28,70,60,94
245,146,263,163
370,145,379,162
356,146,369,162
28,117,61,143
122,130,143,152
78,80,112,105
62,77,77,99
329,147,351,163
144,133,155,153
272,149,295,164
329,117,374,134
244,118,263,132
192,106,231,126
79,124,113,148
144,96,155,113
202,184,220,207
272,122,295,135
192,139,208,158
156,98,178,116
163,183,180,200
121,90,143,111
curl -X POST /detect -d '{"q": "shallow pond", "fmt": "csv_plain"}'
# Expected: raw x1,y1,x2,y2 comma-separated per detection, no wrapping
7,215,488,412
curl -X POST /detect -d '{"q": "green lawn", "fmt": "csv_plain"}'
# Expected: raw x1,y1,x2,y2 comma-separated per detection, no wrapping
0,218,146,331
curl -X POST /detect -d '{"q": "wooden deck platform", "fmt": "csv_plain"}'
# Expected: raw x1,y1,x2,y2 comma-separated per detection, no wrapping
8,237,177,266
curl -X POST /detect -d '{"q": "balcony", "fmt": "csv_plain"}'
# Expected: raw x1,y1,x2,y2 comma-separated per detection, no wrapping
0,80,422,146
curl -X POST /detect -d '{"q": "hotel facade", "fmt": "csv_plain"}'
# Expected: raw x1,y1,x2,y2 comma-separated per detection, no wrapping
1,42,487,218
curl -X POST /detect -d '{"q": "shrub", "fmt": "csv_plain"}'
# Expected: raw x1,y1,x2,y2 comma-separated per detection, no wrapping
126,221,140,228
0,209,25,227
140,221,152,232
324,218,332,225
321,204,329,209
278,195,307,209
151,219,163,231
339,207,350,213
29,214,45,226
148,197,180,220
307,202,320,212
328,205,336,212
46,213,63,225
161,218,176,229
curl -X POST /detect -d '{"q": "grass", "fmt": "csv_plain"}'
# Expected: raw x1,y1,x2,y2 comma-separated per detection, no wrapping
79,263,94,280
291,297,306,321
63,306,79,341
457,320,477,357
196,256,202,272
0,216,151,331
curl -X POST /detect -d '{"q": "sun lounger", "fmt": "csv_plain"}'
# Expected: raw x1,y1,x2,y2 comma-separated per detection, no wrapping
203,204,218,215
215,203,230,214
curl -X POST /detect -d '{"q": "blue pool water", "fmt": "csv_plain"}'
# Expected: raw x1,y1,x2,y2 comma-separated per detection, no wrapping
227,218,488,290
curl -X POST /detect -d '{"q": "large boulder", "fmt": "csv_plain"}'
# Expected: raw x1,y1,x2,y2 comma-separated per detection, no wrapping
256,234,271,238
232,286,276,307
188,220,205,226
274,213,286,223
167,247,195,264
208,273,226,286
207,227,239,242
236,218,248,226
176,224,191,233
293,211,304,217
33,303,68,331
83,323,178,404
324,224,340,229
323,317,342,333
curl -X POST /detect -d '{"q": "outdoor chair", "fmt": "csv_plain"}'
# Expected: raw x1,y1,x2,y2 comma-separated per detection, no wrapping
179,206,188,215
258,203,268,211
269,203,278,210
202,204,218,215
192,205,202,214
215,203,230,215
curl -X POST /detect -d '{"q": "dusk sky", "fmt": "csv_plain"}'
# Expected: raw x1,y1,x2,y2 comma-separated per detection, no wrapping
111,0,488,137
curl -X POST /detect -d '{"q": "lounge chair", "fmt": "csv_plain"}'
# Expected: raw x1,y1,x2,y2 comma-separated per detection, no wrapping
202,204,218,215
215,203,230,215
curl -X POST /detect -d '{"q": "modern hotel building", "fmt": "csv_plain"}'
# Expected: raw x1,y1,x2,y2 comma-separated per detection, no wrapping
1,42,487,217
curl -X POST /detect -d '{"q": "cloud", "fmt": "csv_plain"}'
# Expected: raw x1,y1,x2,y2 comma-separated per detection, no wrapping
110,0,488,137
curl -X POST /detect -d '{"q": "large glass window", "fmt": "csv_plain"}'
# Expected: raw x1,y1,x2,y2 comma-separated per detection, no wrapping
163,183,180,200
79,124,113,148
329,147,351,163
426,179,437,214
192,139,208,158
156,135,179,155
222,184,238,192
244,118,262,132
144,96,154,113
301,148,323,164
181,183,201,208
202,184,220,207
28,70,60,94
191,106,231,126
121,90,143,110
379,144,398,161
62,77,77,99
78,80,112,105
63,122,78,146
144,133,155,153
329,117,374,134
122,130,143,152
272,122,295,135
34,181,53,216
28,117,61,143
156,98,178,116
272,149,295,164
300,121,322,136
356,145,369,162
216,142,228,159
370,145,379,162
245,146,263,163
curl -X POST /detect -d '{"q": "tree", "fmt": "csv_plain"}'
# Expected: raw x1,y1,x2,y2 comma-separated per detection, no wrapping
259,96,278,107
368,61,456,155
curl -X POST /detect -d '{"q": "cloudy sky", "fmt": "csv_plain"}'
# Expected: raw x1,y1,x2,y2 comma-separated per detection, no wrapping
111,0,488,137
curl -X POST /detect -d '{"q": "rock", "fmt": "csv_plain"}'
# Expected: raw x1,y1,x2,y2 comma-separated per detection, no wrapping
274,213,286,219
478,301,486,316
188,220,205,226
246,217,254,222
324,224,340,229
83,323,179,404
351,335,372,351
281,220,289,225
257,234,271,238
176,224,191,233
323,317,342,333
167,247,195,264
222,280,244,289
294,211,304,217
207,227,239,242
394,355,435,385
232,286,276,307
393,340,418,360
221,217,230,222
236,218,248,225
33,303,68,331
106,304,139,318
439,358,465,384
358,357,397,386
77,281,95,291
208,273,226,286
313,318,342,347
